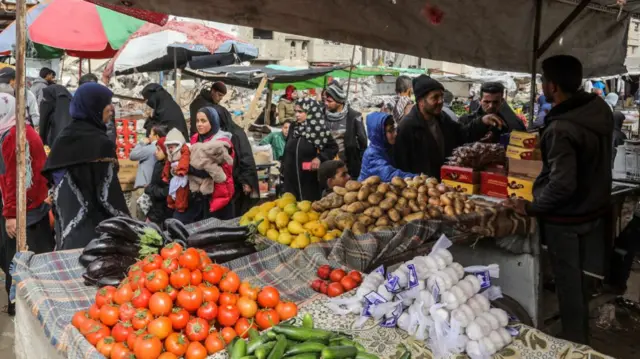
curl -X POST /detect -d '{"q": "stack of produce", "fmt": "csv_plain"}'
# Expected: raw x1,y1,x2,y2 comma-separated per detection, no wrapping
178,219,258,263
310,265,363,297
73,242,299,359
312,175,483,235
240,192,342,249
80,217,167,287
445,143,506,169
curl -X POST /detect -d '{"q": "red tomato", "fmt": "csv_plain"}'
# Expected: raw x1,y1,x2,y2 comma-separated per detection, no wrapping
204,332,225,354
110,342,132,359
186,341,208,359
72,310,90,329
202,264,224,285
198,250,212,270
119,302,136,322
177,286,203,312
197,301,218,321
327,282,345,297
129,271,146,291
161,242,183,260
239,281,259,301
170,268,191,289
95,286,116,308
96,336,116,357
128,263,143,277
219,292,238,306
160,258,179,274
199,283,220,303
275,302,298,321
185,317,210,342
142,254,163,272
317,264,332,280
134,334,163,359
84,323,110,346
132,309,153,330
149,292,173,316
99,304,120,327
145,269,170,293
148,316,173,340
131,288,152,308
190,269,203,286
319,281,329,295
348,270,362,283
329,269,346,283
165,285,178,302
257,286,280,308
217,304,240,327
234,317,258,338
237,296,258,318
127,329,147,352
80,319,98,335
165,332,189,357
179,248,201,271
219,271,240,293
255,309,280,330
339,275,358,292
113,283,134,305
310,279,324,292
220,327,237,344
111,321,134,343
169,307,190,331
159,353,179,359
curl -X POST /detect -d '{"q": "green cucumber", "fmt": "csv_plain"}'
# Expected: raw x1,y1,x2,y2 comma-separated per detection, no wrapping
239,356,258,359
356,352,380,359
284,341,326,356
254,341,277,359
230,337,248,359
247,333,269,353
249,328,261,341
267,334,287,359
302,313,314,329
320,346,359,359
286,340,300,350
286,354,320,359
271,326,333,341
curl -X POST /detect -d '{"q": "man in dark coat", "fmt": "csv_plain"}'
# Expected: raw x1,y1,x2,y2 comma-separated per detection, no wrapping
189,82,227,135
39,84,73,146
504,55,613,345
393,75,503,179
323,81,367,179
459,82,526,135
141,83,189,140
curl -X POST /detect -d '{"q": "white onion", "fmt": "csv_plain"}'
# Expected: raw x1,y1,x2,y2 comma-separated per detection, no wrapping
490,308,509,327
481,312,500,330
433,248,453,265
489,330,506,348
481,336,497,355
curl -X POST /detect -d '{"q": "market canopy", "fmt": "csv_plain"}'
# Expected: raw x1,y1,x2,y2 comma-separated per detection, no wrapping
87,0,631,76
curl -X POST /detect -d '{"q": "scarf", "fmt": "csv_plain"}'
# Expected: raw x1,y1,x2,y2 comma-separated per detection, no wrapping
294,98,332,150
0,93,16,134
325,104,348,124
196,106,221,142
285,85,296,101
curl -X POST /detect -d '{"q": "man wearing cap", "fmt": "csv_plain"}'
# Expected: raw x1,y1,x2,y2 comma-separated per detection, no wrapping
189,81,227,135
0,67,39,127
324,81,367,179
394,75,503,179
459,82,526,134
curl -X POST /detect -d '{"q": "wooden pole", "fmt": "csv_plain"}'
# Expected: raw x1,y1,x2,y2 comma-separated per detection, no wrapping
265,83,273,125
345,45,357,100
15,0,27,251
246,76,268,128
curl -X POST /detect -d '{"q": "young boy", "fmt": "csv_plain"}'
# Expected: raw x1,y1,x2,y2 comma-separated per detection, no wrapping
317,160,350,196
144,137,173,225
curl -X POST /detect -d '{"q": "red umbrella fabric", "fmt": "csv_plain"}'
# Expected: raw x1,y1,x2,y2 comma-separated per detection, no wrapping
86,0,168,25
102,20,237,82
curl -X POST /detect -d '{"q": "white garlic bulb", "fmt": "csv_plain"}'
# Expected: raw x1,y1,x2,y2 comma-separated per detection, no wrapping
490,308,509,327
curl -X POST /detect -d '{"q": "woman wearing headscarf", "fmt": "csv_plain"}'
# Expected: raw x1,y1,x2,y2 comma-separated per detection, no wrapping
141,83,189,140
282,98,339,201
0,93,54,315
277,85,297,124
182,107,235,223
43,83,129,250
38,84,73,147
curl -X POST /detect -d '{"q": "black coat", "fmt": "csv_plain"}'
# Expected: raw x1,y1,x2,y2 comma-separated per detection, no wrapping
145,160,172,225
613,111,627,161
141,84,189,139
394,106,489,179
342,108,367,179
39,85,72,147
458,103,526,135
282,123,339,201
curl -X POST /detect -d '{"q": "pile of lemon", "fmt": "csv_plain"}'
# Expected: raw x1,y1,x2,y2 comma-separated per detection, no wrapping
240,193,342,249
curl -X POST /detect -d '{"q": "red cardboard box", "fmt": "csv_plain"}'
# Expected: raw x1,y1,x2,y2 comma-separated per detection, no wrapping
440,165,479,184
480,171,508,199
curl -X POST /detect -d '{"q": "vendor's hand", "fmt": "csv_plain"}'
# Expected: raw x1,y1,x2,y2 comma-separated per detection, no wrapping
5,218,16,239
481,114,505,129
479,131,494,143
310,158,321,170
243,184,252,195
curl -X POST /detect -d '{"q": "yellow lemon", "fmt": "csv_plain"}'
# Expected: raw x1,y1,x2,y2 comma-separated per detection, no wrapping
277,232,293,245
239,215,251,226
323,233,336,241
266,229,279,241
245,206,260,219
303,220,319,230
283,203,298,216
310,225,327,238
267,207,281,222
275,212,290,229
254,212,266,223
292,212,309,224
287,221,305,235
293,233,310,248
259,201,277,213
281,192,296,201
257,219,270,236
329,229,342,237
297,200,312,213
310,236,322,243
277,197,296,209
307,211,320,221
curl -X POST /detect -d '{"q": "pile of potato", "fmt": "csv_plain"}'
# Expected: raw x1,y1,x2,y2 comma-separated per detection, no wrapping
311,175,481,235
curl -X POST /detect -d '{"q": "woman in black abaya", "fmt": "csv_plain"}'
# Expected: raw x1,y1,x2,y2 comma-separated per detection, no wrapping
141,83,189,139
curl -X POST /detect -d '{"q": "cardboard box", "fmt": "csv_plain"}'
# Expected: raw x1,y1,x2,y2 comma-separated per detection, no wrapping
506,145,541,161
117,159,138,185
480,171,508,199
507,175,534,201
508,158,543,178
440,165,479,184
442,179,480,194
509,131,539,149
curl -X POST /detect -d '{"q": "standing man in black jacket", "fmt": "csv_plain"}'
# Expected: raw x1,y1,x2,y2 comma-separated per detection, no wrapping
504,55,612,345
394,75,504,179
459,82,526,134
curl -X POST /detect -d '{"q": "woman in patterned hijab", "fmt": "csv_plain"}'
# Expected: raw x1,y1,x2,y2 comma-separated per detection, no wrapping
282,97,338,201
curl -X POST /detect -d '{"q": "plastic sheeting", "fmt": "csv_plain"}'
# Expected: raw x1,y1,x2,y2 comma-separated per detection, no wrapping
89,0,629,76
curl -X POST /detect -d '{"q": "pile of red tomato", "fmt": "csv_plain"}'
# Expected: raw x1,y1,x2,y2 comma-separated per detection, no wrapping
72,243,298,359
310,265,362,297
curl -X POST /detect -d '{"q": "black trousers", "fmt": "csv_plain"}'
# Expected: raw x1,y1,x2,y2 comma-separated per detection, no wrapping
608,215,640,291
541,218,606,345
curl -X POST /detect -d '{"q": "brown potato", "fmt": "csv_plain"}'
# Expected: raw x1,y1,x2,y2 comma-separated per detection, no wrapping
428,197,441,207
396,197,408,206
367,224,376,232
440,194,452,206
418,185,429,194
312,201,325,212
345,180,362,192
404,212,424,223
333,186,348,196
357,186,371,201
455,206,464,216
357,214,375,226
346,202,366,214
320,210,329,220
444,205,456,217
419,202,428,212
454,198,465,211
391,176,406,189
377,183,391,193
324,192,344,208
436,183,448,193
352,222,367,235
464,208,472,214
385,191,399,201
361,201,372,210
417,193,429,205
362,176,381,187
344,192,359,204
341,204,350,212
409,199,420,212
426,182,436,189
325,215,337,229
372,226,392,232
368,192,384,205
379,197,396,210
336,213,356,231
402,188,418,200
427,188,441,198
364,206,384,219
375,216,391,226
428,206,442,219
387,208,401,222
426,177,439,186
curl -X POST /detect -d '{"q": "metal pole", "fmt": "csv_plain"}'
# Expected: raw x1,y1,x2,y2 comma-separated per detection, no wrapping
15,0,27,251
529,0,543,126
345,44,357,100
